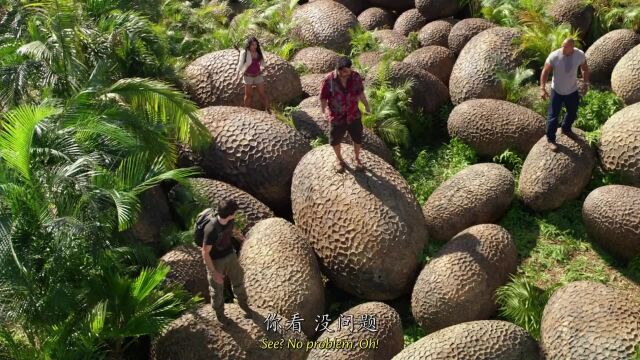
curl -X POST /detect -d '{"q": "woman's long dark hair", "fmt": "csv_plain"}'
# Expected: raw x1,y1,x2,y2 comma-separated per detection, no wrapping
244,36,263,61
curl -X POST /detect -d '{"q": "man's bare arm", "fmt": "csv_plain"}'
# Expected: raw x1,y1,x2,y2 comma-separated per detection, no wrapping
202,244,215,272
540,62,553,98
320,98,328,117
359,92,370,113
580,62,590,84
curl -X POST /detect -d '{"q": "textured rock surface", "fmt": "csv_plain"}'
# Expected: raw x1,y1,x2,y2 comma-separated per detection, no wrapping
372,30,410,51
586,29,640,84
411,224,518,332
519,129,596,211
447,99,546,156
548,0,594,38
291,145,427,300
168,178,274,233
394,8,429,36
291,104,394,163
449,27,522,104
415,0,460,21
612,44,640,105
309,0,369,15
151,304,307,360
541,281,640,360
194,106,311,214
292,47,341,74
583,185,640,261
161,245,209,301
240,218,324,337
448,18,495,54
422,163,515,242
366,61,449,114
368,0,414,11
307,302,404,360
184,50,302,108
599,103,640,185
301,73,326,97
357,51,385,69
417,19,456,48
358,7,395,31
292,1,358,52
403,46,455,85
393,320,540,359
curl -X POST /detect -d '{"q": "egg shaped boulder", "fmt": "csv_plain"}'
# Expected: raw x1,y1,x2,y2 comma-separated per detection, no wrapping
415,0,460,21
417,19,456,48
447,99,546,156
541,281,640,360
357,51,385,69
612,44,640,105
309,0,370,15
403,46,456,85
449,27,522,105
411,224,518,332
168,178,274,233
307,302,404,360
292,47,341,74
366,61,449,114
291,145,427,300
599,103,640,185
291,103,394,163
195,106,311,214
151,304,307,360
240,218,324,337
548,0,594,38
393,320,540,359
372,29,410,51
518,130,596,212
448,18,495,54
583,185,640,261
586,29,640,84
394,8,429,36
358,7,395,31
422,163,515,242
301,73,326,97
126,186,173,249
368,0,414,11
184,50,302,108
161,245,209,301
292,1,358,52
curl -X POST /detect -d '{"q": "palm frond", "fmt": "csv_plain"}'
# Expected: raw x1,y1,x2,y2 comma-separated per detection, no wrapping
100,77,210,149
0,105,60,181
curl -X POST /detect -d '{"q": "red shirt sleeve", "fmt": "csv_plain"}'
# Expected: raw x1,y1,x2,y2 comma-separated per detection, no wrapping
320,75,331,100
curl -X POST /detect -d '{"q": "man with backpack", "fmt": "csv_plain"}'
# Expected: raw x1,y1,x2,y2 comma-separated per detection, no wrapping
195,199,253,325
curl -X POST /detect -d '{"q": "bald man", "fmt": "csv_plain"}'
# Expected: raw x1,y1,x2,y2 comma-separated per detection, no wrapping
540,38,590,151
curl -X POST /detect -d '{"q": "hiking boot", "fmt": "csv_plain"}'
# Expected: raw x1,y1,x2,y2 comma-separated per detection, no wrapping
562,128,575,138
354,159,365,172
215,310,231,326
547,141,559,152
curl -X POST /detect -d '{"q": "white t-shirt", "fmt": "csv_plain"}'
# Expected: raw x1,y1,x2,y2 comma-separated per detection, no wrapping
545,48,586,95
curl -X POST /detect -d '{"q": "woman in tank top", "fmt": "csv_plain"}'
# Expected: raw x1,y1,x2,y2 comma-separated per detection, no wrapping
236,36,271,113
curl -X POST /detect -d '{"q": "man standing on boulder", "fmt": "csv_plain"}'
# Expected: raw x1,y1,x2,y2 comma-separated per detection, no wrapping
320,56,371,173
540,37,590,151
198,199,253,325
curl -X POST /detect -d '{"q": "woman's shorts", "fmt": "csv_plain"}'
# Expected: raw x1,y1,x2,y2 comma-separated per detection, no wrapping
243,74,265,85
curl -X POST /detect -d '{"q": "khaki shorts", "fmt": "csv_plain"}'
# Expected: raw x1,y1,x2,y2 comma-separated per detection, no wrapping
243,74,264,85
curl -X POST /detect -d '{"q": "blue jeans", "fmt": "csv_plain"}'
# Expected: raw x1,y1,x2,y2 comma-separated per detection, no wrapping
547,89,580,143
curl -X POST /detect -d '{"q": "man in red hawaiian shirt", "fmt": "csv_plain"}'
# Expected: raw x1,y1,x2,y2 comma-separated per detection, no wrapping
320,57,371,173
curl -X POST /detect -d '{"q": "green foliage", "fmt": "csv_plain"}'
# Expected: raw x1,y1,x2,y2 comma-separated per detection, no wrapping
518,23,581,68
497,66,535,103
496,276,551,340
402,139,478,204
349,26,379,58
310,135,328,148
403,323,426,346
587,0,640,41
493,149,524,177
359,60,412,147
575,90,624,133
